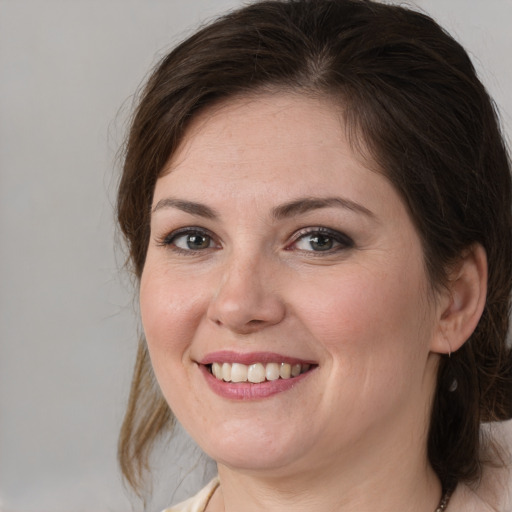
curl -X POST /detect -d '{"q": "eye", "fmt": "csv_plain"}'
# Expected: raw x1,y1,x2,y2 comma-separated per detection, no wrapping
159,228,219,252
289,228,353,253
174,233,213,250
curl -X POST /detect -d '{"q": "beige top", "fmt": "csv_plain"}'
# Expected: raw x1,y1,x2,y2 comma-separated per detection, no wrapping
163,478,219,512
163,474,511,512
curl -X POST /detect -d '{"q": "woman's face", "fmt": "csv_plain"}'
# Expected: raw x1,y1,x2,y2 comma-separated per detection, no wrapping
140,94,443,477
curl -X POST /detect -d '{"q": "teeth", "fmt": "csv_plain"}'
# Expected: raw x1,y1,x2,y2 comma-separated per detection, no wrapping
248,363,266,383
266,362,280,381
222,362,232,381
280,363,291,379
231,363,248,382
212,362,222,379
209,361,312,383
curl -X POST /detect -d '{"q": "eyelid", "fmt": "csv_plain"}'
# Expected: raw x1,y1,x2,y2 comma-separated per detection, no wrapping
286,226,354,252
156,226,220,252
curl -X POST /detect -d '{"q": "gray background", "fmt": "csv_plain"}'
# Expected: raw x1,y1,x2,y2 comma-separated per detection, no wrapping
1,1,511,511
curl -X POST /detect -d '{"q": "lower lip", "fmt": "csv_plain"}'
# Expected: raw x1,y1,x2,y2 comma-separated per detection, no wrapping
199,364,314,400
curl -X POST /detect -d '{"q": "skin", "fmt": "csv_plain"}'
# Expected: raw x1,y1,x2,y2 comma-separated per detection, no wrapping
139,93,487,512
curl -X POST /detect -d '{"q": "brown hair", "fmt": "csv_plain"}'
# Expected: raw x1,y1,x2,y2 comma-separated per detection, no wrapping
117,0,512,495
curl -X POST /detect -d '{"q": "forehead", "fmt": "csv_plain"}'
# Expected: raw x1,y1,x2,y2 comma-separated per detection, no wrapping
152,93,410,233
161,92,375,181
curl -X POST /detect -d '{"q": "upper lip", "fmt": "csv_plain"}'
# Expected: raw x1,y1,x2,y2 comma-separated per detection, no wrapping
199,351,317,366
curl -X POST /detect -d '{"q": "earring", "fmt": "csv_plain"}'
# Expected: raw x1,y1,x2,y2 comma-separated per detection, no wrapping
449,379,458,392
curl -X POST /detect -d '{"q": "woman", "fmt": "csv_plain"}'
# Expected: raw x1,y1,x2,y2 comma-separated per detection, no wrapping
117,1,512,510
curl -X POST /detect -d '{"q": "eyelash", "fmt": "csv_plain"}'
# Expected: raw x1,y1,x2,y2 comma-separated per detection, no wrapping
287,227,354,254
157,227,219,254
156,226,354,255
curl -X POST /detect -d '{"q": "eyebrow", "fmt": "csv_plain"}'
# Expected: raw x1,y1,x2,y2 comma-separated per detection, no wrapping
271,196,374,220
152,198,218,219
151,196,374,220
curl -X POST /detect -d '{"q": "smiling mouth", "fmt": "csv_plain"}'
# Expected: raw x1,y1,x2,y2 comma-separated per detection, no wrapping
207,362,314,384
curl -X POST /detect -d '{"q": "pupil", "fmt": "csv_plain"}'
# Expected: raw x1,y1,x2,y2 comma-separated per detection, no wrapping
310,234,333,251
187,234,209,249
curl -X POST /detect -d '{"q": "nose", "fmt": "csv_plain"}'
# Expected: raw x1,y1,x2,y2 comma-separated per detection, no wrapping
206,254,286,334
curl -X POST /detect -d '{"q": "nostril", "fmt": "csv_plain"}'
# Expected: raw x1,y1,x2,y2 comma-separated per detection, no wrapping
211,316,271,334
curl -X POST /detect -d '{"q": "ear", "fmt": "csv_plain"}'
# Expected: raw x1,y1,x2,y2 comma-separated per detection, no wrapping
430,243,488,355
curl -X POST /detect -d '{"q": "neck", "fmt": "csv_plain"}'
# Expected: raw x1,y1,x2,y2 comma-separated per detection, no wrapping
210,439,442,512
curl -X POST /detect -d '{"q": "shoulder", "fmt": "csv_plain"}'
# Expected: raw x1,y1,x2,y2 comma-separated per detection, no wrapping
162,478,220,512
449,484,503,512
450,422,512,512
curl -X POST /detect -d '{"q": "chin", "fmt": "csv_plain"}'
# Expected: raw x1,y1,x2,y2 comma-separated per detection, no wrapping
195,422,311,473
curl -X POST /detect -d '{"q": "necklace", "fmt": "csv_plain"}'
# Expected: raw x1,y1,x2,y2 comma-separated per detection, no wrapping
435,490,452,511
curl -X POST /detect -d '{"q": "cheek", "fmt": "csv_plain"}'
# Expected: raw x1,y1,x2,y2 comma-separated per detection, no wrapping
139,264,205,363
296,262,435,427
292,259,433,372
139,265,212,421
